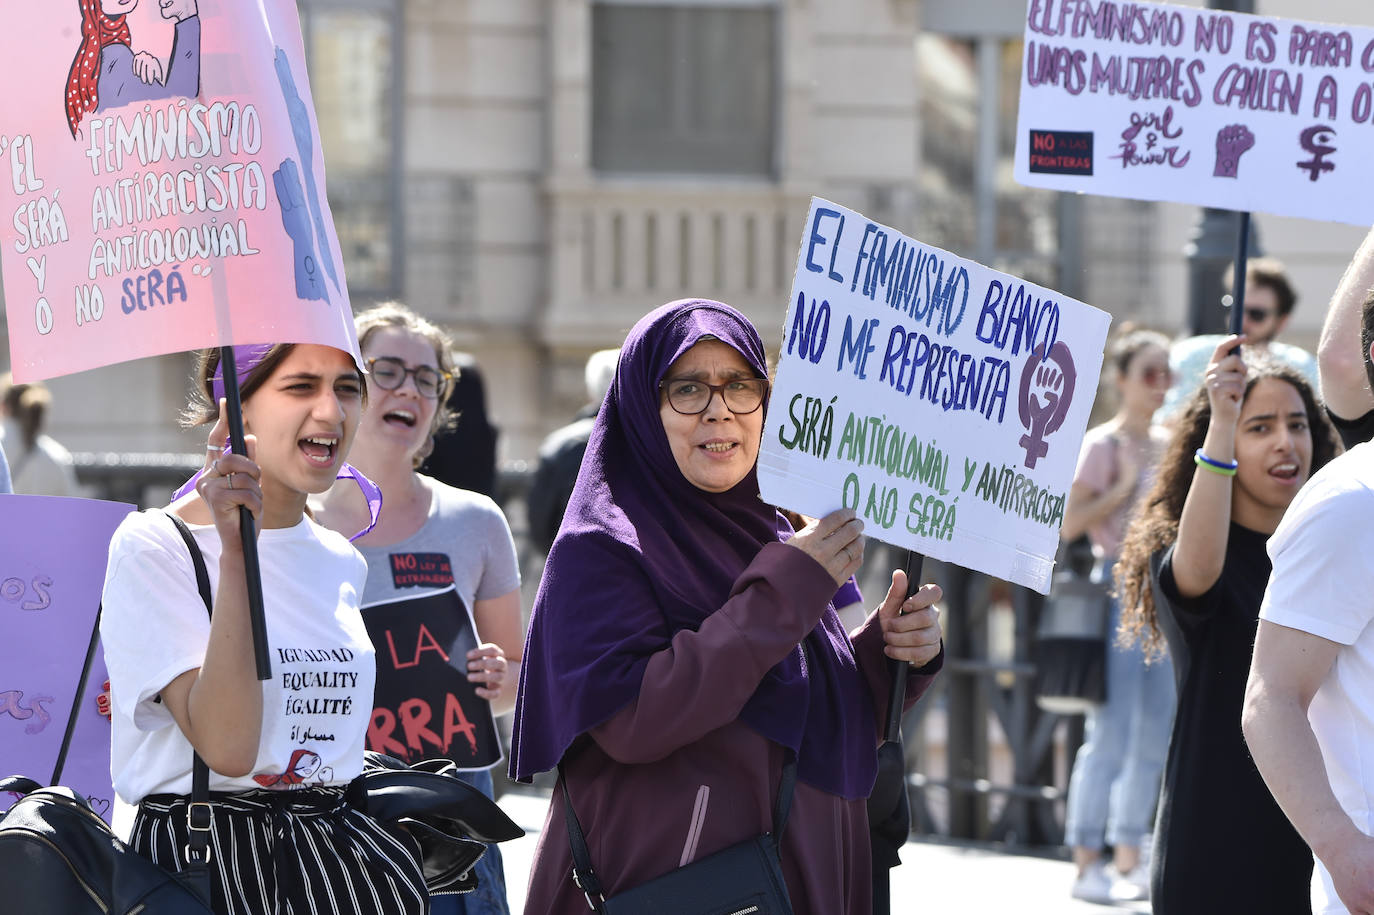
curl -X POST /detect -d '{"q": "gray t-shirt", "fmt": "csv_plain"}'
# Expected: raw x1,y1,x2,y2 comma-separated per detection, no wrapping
356,479,520,608
354,478,520,769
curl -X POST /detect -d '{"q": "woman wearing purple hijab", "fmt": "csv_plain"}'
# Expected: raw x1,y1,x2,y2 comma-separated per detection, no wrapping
511,300,944,914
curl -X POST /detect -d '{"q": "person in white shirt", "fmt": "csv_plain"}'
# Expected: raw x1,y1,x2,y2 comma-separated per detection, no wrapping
0,375,79,497
1244,291,1374,915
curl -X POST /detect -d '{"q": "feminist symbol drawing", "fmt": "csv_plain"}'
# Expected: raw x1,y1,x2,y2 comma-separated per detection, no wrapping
1017,341,1077,470
1297,125,1337,182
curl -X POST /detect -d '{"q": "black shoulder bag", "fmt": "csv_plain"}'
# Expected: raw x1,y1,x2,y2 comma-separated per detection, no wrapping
561,757,796,914
0,513,215,913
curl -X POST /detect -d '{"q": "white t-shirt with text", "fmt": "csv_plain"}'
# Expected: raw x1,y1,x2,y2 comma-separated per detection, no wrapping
101,510,374,803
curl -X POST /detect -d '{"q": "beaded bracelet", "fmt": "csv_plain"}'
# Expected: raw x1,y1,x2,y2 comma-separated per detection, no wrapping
1194,449,1238,476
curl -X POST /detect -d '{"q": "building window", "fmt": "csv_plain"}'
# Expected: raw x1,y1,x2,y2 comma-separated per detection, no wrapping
299,0,401,297
591,2,778,176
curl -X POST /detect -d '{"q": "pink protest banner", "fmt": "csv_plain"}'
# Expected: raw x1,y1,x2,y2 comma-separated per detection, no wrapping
0,0,359,383
0,494,134,822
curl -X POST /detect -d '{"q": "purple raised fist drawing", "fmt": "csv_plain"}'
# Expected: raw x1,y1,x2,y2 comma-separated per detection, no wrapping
1017,341,1077,470
1213,124,1255,178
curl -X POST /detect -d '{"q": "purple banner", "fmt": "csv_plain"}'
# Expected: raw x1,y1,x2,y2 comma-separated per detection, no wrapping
0,495,133,822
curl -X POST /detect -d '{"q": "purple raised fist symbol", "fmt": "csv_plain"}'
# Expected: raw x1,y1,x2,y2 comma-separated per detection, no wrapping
1017,341,1077,470
1213,124,1255,178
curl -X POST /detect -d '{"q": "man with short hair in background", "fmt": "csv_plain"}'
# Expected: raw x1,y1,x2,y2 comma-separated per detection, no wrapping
1158,257,1320,422
527,348,620,553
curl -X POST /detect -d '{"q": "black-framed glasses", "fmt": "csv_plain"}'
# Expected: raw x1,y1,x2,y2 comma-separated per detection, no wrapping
659,377,768,415
365,356,450,399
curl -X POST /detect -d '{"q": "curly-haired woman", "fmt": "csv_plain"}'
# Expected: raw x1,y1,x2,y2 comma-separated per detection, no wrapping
1115,336,1338,914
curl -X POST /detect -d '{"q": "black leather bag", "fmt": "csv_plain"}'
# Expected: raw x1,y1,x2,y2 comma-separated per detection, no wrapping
0,776,213,915
1034,560,1113,715
562,760,796,915
348,752,524,894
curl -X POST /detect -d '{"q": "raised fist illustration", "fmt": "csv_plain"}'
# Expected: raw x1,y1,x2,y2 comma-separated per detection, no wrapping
1213,124,1255,178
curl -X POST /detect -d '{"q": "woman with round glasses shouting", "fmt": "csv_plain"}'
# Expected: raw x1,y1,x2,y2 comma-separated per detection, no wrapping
316,302,524,915
512,299,944,914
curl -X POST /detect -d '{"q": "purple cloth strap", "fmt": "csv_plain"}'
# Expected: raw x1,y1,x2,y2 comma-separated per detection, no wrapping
170,458,382,542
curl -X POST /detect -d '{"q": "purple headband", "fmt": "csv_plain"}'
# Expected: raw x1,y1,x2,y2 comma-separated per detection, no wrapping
211,343,276,405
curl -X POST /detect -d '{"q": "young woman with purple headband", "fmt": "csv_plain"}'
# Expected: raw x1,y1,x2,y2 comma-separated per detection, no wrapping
512,299,945,914
99,343,427,915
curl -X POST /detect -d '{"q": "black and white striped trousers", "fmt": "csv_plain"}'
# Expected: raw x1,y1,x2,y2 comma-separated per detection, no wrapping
134,787,429,915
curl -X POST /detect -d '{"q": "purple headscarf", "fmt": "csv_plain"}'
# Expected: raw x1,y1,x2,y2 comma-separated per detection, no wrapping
511,299,878,799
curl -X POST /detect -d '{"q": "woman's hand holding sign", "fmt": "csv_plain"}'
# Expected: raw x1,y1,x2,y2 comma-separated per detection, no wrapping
195,399,261,548
787,508,865,586
878,571,943,667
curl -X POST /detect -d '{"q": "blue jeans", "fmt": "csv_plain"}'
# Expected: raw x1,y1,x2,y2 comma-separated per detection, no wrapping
428,768,510,915
1063,562,1175,850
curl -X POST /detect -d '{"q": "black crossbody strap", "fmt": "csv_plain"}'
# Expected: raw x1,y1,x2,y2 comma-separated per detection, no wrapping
165,512,214,905
560,752,797,911
559,764,607,911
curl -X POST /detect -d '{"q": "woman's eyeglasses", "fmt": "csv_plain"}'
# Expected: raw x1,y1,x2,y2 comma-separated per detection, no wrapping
659,377,768,415
366,357,450,399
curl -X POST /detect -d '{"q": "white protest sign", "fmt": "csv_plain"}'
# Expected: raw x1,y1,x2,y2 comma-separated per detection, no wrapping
758,199,1111,593
1014,0,1374,224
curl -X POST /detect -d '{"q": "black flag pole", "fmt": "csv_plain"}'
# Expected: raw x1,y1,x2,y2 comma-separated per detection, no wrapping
220,344,272,681
868,548,926,914
1229,212,1251,339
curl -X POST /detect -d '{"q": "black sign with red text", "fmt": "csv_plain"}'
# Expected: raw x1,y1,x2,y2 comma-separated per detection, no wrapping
361,587,500,770
1027,129,1094,176
389,552,455,590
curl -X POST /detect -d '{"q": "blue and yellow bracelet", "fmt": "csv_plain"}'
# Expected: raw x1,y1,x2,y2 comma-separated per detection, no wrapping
1194,449,1238,477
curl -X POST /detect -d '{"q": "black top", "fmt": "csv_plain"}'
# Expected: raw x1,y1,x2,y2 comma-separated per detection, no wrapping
1150,523,1313,914
526,406,597,553
1328,406,1374,451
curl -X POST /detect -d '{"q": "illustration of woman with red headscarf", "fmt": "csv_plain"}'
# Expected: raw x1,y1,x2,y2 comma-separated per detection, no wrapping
64,0,202,138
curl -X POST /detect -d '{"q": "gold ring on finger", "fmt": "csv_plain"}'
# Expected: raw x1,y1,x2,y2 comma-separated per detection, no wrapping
227,472,235,490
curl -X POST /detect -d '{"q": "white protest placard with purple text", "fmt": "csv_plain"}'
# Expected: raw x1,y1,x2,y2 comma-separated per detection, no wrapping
757,199,1111,593
1015,0,1374,224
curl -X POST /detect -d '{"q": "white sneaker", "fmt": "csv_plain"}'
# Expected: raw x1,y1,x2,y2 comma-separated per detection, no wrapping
1070,862,1115,904
1110,863,1151,902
